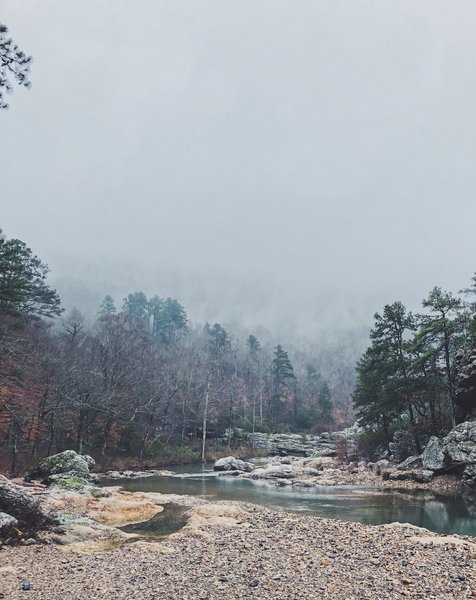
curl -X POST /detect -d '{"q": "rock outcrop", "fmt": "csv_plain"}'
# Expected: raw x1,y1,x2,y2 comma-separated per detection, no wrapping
249,425,361,459
391,422,476,491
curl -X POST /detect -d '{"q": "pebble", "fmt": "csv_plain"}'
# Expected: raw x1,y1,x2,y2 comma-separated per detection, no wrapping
0,500,474,599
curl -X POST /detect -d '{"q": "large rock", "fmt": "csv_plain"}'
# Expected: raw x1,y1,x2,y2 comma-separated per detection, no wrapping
384,469,434,484
0,511,18,533
247,464,295,479
250,432,336,457
462,465,476,490
442,422,476,467
396,455,422,470
0,475,45,526
27,450,95,482
248,425,361,460
421,437,446,471
213,456,254,472
373,459,389,475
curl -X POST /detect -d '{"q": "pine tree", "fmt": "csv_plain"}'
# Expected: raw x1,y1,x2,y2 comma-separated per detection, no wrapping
122,292,149,324
98,295,116,316
318,382,334,424
0,230,61,318
0,23,32,109
418,287,465,426
270,345,295,423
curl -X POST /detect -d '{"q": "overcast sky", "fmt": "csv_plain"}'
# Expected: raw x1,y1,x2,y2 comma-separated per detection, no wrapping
1,1,476,337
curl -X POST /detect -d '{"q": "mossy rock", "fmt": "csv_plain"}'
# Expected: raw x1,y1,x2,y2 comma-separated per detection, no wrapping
50,475,92,491
27,450,95,483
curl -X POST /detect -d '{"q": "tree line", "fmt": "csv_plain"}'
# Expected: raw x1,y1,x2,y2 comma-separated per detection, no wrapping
353,279,476,456
0,230,335,472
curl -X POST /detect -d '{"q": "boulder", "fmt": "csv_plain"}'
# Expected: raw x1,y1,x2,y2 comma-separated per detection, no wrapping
47,473,96,492
213,456,254,472
462,465,476,490
27,450,95,482
0,511,18,533
385,469,434,484
421,437,445,471
396,455,422,470
442,422,476,467
0,475,45,526
302,457,337,470
374,459,389,475
248,465,295,479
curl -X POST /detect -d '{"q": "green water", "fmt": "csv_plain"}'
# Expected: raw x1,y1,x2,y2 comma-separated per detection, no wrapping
120,503,189,537
105,465,476,537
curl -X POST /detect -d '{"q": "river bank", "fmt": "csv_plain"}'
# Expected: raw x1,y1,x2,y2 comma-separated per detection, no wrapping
1,482,475,599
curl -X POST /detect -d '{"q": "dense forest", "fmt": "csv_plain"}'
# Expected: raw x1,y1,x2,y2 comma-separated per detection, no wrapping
0,230,347,472
353,278,476,457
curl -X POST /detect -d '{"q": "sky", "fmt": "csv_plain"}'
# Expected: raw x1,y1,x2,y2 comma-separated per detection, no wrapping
1,1,476,338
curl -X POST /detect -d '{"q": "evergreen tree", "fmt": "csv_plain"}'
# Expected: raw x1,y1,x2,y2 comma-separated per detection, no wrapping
271,344,295,423
98,295,116,316
353,302,419,449
417,287,465,426
156,298,187,344
318,382,334,424
247,334,261,355
0,231,61,318
0,23,32,109
122,292,149,324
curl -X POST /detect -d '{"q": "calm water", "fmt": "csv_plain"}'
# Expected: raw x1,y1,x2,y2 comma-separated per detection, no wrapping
106,464,476,537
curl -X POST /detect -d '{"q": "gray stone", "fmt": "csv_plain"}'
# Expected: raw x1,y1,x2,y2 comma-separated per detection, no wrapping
0,475,45,526
442,422,476,466
247,425,362,460
462,464,476,490
421,437,445,471
213,456,254,472
386,469,434,484
0,511,18,532
374,459,389,475
248,465,295,479
396,455,422,470
27,450,95,482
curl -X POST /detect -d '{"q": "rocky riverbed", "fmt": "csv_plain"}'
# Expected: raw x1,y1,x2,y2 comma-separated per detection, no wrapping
1,484,475,599
211,455,462,495
1,449,476,599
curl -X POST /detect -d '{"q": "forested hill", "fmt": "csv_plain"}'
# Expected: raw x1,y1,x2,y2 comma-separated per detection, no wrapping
0,229,353,473
353,277,476,457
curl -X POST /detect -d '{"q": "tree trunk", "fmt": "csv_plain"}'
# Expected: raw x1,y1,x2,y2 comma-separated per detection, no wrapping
201,381,210,464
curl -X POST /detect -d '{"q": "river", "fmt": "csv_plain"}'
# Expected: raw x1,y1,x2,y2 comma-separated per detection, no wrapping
105,464,476,537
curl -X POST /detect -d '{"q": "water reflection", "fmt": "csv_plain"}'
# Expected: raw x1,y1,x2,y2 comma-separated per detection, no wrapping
105,465,476,537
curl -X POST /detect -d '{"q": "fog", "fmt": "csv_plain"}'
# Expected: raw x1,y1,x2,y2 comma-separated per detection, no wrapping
1,1,476,339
